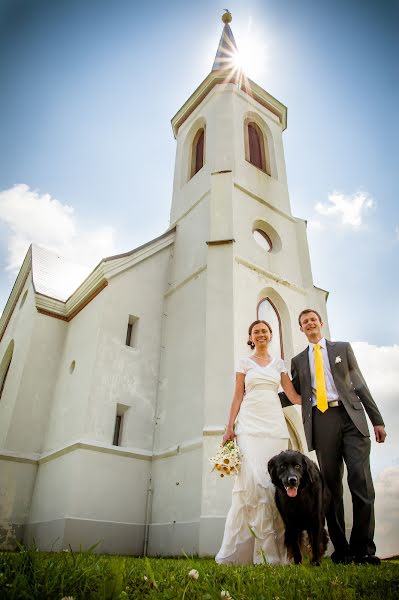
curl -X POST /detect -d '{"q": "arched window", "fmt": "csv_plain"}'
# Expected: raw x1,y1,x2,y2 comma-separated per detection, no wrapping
245,120,271,176
191,128,205,178
248,123,263,170
0,340,14,401
257,298,283,358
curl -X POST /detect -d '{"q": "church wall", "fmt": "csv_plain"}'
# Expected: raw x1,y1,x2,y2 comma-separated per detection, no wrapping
154,271,207,451
232,89,289,205
170,85,236,225
169,195,209,290
25,244,173,554
0,276,66,549
0,461,37,549
0,276,37,447
148,447,202,556
85,245,172,449
26,448,149,554
232,190,309,291
5,312,66,453
42,290,106,452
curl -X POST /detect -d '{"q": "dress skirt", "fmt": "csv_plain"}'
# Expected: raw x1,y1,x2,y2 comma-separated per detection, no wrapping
215,358,291,565
215,435,289,565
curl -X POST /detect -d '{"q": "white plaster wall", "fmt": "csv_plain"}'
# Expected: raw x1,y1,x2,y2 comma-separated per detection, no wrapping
232,191,312,291
170,85,236,224
202,244,236,428
0,461,37,534
86,247,172,449
154,272,206,451
170,197,209,288
43,291,105,452
150,448,202,524
28,450,150,525
0,277,37,447
6,312,66,453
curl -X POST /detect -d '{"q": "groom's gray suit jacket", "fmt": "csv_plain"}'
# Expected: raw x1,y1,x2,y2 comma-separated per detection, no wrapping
281,340,385,452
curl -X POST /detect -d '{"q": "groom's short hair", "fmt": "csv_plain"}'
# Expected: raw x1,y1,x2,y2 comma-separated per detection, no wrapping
298,309,322,326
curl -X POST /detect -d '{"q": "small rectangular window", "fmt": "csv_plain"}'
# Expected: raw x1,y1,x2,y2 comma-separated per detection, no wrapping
125,315,139,347
112,403,130,446
113,414,123,446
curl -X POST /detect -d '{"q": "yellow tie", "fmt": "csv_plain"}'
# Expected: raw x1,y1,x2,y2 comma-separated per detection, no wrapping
314,344,328,413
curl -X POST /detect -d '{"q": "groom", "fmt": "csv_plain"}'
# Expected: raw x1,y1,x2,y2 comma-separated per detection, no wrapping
283,309,386,565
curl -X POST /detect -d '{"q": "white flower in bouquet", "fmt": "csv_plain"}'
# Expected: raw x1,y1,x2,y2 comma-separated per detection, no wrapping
209,440,242,477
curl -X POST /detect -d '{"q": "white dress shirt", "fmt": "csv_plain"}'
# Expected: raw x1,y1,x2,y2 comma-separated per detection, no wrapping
308,338,339,407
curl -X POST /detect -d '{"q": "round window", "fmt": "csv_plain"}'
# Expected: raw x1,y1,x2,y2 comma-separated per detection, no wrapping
253,229,272,252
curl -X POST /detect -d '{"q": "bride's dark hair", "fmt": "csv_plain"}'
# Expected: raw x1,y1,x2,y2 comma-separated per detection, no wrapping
247,320,273,349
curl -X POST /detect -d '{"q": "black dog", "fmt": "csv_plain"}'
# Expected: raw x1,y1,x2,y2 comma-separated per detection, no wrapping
268,450,328,565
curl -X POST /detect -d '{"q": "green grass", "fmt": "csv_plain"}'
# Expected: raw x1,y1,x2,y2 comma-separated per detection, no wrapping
0,545,398,600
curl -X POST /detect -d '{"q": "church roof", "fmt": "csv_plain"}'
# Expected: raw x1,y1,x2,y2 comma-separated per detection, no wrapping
212,11,238,71
171,13,287,137
31,244,92,302
0,227,176,341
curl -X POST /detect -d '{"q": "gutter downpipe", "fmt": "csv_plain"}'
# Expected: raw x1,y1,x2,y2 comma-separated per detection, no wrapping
143,245,173,556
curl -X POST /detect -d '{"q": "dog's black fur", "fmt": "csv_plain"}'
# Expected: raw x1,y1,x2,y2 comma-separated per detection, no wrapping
268,450,328,565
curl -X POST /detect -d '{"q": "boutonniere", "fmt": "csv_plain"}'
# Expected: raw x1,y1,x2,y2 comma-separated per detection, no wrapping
335,356,342,364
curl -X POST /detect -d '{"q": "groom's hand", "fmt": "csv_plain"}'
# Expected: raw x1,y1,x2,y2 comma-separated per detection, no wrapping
374,425,387,443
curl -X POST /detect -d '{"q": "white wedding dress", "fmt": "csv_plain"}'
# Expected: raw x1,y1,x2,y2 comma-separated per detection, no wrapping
215,357,290,565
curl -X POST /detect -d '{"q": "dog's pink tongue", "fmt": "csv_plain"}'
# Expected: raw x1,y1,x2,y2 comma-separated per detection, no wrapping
286,486,298,498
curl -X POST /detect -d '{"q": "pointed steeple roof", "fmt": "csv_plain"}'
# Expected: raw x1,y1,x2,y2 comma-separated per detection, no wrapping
212,10,238,71
171,12,287,138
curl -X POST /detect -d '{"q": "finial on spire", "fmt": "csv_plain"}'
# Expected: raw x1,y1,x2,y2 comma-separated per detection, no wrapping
222,10,232,24
212,10,238,71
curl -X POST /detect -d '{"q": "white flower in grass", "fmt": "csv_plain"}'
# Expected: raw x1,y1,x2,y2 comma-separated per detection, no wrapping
60,597,75,600
221,591,232,599
188,568,199,580
143,575,148,581
335,356,342,364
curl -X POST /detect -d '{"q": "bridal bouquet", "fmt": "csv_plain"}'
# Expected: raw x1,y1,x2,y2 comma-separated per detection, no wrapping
209,440,242,477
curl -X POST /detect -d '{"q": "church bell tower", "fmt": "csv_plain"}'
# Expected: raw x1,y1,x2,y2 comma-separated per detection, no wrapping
149,12,330,556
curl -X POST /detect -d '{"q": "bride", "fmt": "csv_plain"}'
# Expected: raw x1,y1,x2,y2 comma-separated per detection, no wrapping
215,320,302,565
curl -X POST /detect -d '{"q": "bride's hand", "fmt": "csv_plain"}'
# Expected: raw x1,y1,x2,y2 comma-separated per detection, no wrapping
222,426,235,445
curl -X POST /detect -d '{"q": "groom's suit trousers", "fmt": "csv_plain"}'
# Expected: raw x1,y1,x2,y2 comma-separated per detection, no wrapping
312,405,375,556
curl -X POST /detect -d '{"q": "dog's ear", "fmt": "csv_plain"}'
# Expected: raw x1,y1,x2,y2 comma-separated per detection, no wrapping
268,454,279,484
303,455,319,484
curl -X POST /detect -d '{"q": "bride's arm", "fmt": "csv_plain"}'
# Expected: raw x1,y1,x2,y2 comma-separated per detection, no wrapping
222,372,245,444
281,372,302,405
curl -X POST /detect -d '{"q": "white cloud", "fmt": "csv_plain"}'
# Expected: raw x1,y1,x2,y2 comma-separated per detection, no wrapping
314,191,374,230
374,467,399,557
395,225,399,240
0,184,117,272
350,342,399,556
307,219,325,232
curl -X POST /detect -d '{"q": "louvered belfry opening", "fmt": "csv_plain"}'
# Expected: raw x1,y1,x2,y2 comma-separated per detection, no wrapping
193,128,204,176
248,122,263,170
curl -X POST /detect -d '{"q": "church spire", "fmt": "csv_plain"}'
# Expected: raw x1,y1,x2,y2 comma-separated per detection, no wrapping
212,10,239,71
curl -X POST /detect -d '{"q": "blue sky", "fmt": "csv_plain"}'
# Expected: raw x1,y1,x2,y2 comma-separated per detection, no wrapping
0,0,397,344
0,0,398,556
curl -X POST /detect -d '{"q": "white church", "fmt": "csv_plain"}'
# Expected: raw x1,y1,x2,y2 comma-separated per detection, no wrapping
0,13,332,556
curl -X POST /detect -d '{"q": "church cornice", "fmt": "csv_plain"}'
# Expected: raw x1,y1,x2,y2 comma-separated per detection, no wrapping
234,182,298,223
0,248,32,343
35,229,176,322
235,256,307,295
0,230,176,338
171,71,287,138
